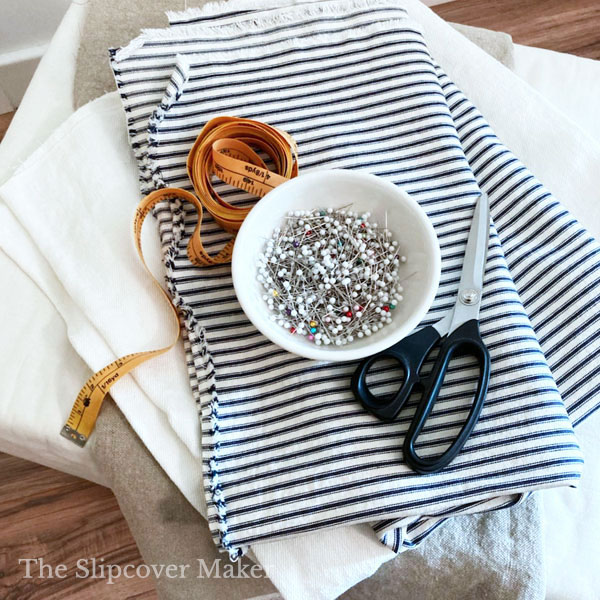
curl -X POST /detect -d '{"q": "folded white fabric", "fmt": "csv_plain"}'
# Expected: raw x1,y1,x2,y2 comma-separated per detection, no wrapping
0,96,208,509
109,0,600,559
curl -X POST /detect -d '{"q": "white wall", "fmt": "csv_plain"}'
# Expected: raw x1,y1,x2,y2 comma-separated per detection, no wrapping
0,0,71,111
0,0,72,55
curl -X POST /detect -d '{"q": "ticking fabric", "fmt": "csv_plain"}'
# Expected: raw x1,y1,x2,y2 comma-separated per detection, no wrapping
73,0,515,108
73,0,206,108
110,0,600,558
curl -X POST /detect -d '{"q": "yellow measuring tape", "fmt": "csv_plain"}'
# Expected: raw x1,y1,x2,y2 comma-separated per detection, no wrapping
61,117,298,447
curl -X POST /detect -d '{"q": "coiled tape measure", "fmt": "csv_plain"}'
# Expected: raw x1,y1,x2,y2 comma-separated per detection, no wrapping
61,117,298,447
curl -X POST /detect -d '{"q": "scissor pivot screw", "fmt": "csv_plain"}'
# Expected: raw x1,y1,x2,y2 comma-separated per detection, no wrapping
459,289,479,305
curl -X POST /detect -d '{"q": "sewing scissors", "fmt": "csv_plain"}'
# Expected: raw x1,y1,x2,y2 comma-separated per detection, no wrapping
351,193,491,474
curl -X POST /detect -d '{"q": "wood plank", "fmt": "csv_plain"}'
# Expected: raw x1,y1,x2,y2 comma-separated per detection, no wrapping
0,453,157,599
0,111,15,143
433,0,600,60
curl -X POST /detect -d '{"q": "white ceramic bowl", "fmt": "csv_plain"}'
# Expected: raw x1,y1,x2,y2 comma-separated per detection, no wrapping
232,170,441,362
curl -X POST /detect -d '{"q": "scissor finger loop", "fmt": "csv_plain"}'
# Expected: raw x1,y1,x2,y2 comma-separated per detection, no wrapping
403,319,491,473
351,193,492,474
352,325,441,421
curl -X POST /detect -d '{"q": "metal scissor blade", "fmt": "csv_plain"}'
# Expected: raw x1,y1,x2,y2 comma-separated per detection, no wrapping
461,192,490,293
447,193,490,331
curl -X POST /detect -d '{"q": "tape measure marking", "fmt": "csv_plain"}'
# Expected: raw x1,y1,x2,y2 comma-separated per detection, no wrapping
61,117,298,447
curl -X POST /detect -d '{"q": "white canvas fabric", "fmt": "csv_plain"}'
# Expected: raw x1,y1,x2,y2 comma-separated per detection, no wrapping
109,0,600,559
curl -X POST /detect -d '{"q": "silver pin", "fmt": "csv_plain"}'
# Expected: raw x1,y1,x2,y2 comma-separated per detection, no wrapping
258,207,407,346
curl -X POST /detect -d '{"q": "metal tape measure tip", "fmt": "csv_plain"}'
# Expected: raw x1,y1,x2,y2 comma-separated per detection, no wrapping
61,425,88,447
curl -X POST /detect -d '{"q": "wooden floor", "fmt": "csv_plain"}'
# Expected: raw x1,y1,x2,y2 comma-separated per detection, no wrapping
0,111,15,143
434,0,600,60
1,1,599,599
0,454,156,600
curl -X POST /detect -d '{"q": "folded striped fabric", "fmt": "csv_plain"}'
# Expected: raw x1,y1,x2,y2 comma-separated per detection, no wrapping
111,0,600,558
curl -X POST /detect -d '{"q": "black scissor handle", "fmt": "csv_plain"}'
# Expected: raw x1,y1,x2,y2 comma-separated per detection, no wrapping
351,326,441,421
403,319,491,474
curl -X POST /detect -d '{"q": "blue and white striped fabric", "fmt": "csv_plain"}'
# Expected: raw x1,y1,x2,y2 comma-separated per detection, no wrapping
110,0,600,558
